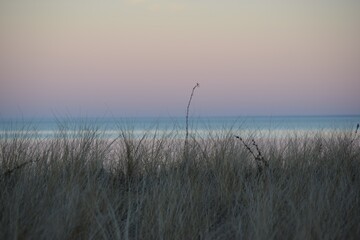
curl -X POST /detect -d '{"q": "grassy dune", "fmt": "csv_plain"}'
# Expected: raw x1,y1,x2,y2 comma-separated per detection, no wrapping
0,125,360,239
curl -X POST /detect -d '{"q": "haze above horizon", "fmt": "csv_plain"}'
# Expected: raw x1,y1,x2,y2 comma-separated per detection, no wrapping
1,0,359,117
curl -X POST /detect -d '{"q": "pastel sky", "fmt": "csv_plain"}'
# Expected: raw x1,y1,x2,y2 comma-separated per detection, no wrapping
1,0,359,117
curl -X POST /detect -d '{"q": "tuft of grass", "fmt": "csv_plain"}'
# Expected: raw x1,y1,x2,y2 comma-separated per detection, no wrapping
0,122,360,239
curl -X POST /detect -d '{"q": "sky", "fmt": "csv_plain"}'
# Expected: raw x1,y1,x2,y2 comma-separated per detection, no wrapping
0,0,359,117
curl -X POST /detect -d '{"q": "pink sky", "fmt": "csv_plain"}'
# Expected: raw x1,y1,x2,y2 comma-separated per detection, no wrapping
1,1,359,117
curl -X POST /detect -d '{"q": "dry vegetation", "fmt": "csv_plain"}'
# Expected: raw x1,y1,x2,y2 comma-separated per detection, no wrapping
1,123,360,240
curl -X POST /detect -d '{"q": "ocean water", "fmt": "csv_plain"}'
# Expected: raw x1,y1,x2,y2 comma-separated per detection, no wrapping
0,115,359,139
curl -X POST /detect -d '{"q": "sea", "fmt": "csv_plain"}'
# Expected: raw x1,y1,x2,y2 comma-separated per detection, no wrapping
0,115,359,139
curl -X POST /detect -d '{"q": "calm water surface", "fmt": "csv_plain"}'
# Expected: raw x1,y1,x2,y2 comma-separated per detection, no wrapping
0,115,359,139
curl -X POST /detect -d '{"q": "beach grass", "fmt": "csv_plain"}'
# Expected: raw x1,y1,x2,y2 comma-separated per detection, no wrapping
0,123,360,239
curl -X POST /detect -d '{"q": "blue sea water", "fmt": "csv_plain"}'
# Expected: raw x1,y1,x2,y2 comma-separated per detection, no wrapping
0,115,359,139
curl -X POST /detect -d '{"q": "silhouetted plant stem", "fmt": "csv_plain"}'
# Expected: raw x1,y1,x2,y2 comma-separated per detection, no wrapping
350,123,359,145
184,83,200,160
3,160,35,177
235,135,268,173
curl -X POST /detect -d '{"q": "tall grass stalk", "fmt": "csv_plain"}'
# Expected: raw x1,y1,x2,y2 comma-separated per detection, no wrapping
184,83,200,159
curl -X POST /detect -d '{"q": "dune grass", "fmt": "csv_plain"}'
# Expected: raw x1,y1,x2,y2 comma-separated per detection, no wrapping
0,123,360,240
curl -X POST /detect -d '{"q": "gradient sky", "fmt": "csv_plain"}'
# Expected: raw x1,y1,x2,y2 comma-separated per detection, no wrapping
1,0,359,117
